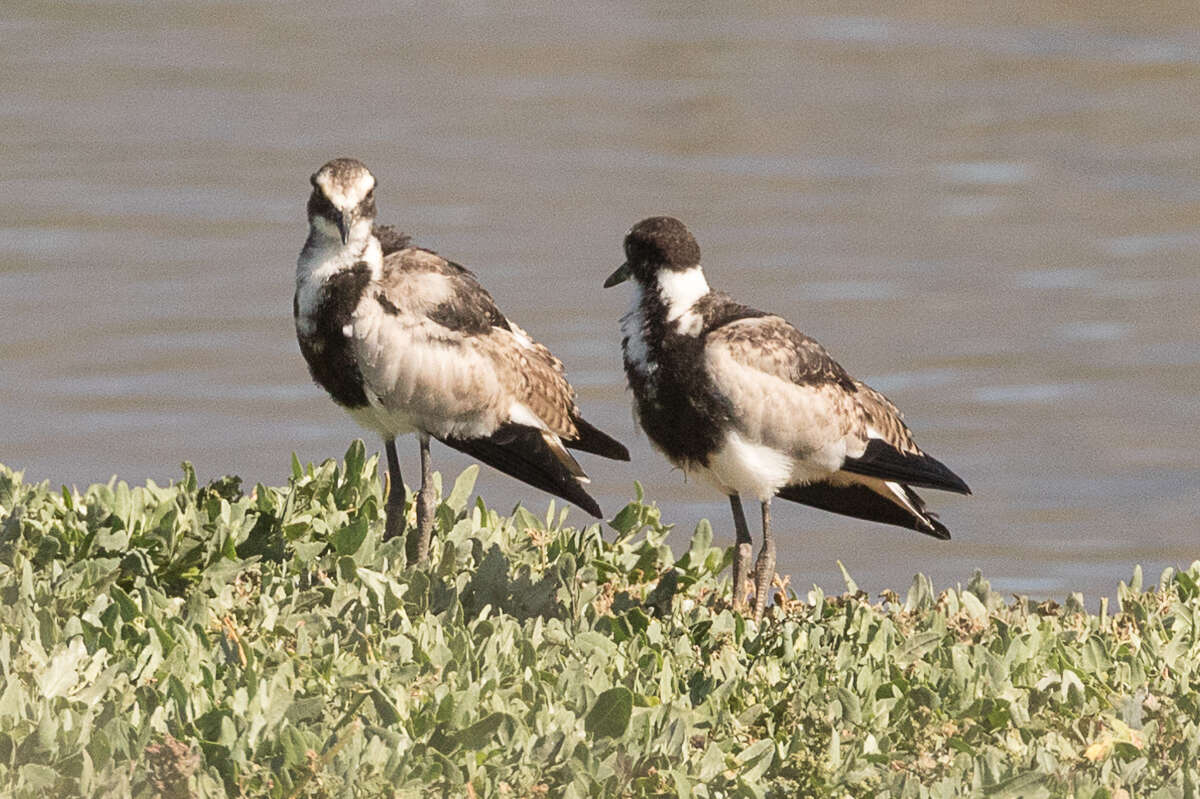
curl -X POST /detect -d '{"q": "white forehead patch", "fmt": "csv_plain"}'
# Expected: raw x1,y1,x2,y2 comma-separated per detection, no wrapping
316,168,375,210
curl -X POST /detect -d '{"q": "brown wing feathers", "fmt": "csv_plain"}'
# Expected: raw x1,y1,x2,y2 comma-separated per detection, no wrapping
842,384,971,495
709,316,856,391
716,316,969,495
707,311,968,538
374,243,624,514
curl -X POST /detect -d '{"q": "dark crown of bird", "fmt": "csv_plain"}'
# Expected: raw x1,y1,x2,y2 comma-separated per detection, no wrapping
623,216,702,280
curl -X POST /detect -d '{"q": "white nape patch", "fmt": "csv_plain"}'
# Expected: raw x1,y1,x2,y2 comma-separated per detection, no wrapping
315,169,374,211
673,311,703,337
701,430,795,501
867,426,883,439
342,323,354,338
656,266,709,336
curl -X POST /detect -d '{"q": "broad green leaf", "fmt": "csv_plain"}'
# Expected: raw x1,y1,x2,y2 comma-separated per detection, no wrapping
446,466,479,513
894,631,942,664
331,514,369,556
585,687,633,739
453,712,508,750
736,738,774,782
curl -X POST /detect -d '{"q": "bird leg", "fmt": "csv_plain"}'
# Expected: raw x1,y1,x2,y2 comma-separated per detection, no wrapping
382,438,407,542
407,433,436,565
752,499,777,621
729,494,753,611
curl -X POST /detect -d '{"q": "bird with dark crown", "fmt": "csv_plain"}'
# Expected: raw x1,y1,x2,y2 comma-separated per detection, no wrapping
605,216,970,619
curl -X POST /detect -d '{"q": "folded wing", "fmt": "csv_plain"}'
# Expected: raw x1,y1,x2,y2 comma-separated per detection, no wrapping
354,245,626,514
705,313,967,535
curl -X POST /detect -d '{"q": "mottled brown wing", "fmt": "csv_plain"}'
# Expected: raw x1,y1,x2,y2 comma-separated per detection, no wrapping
708,315,857,390
387,249,581,439
851,380,922,455
710,314,969,496
487,320,580,439
377,247,510,333
705,316,865,453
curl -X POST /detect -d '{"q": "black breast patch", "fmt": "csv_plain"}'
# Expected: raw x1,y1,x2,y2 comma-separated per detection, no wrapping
296,263,372,409
631,333,734,466
625,295,739,466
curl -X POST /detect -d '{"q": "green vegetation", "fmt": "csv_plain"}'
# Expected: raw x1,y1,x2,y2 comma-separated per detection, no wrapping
0,444,1197,797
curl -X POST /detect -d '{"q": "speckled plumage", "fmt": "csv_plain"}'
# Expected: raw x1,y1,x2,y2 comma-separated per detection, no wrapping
343,245,586,446
610,216,969,563
295,159,628,528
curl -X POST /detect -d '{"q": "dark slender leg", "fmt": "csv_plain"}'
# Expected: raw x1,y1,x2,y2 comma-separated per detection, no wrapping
407,433,435,565
382,438,406,542
752,499,776,621
729,495,753,611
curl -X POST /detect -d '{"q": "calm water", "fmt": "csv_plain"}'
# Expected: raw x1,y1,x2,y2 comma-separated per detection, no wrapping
2,2,1198,601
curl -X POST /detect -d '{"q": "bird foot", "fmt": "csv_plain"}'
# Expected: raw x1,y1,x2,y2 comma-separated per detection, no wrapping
751,550,776,621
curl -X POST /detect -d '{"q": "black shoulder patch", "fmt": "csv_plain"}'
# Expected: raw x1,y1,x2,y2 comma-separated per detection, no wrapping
428,297,508,335
296,262,372,408
376,292,400,315
695,292,769,334
372,224,412,255
428,274,511,335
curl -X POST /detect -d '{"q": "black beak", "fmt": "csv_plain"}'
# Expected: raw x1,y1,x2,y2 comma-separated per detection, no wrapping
603,262,632,288
338,210,354,245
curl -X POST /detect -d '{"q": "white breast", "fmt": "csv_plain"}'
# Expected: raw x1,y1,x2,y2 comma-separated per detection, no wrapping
693,430,796,501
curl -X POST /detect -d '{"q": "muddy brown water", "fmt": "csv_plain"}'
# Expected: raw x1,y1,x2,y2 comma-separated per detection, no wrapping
3,2,1198,600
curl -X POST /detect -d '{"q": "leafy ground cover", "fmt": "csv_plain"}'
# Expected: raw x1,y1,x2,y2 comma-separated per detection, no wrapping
0,444,1197,797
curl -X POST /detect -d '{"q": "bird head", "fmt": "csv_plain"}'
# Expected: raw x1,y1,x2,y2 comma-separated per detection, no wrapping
604,216,703,288
307,158,377,247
